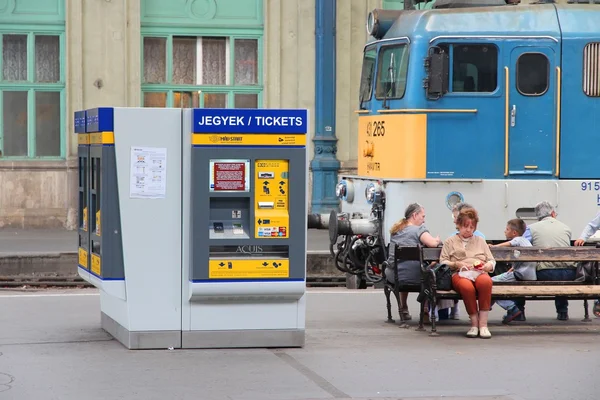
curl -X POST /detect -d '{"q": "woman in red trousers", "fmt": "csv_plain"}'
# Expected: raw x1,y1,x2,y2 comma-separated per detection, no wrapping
439,207,495,339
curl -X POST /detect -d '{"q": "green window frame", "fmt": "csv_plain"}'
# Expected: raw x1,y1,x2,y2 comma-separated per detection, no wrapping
0,28,65,160
141,31,263,109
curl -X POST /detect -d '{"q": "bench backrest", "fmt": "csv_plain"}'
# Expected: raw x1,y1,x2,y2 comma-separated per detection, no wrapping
389,246,422,264
421,246,600,262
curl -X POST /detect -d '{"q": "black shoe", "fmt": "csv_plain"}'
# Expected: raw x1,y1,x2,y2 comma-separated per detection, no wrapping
557,312,569,321
514,311,526,321
502,307,523,324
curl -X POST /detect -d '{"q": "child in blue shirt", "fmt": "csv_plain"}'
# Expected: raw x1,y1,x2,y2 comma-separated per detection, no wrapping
489,218,537,323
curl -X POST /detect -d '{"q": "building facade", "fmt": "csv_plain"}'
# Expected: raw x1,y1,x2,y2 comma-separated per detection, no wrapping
0,0,431,229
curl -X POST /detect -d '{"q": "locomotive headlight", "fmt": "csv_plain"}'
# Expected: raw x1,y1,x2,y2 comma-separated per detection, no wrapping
366,11,376,36
336,180,355,202
365,182,382,205
365,185,376,204
335,182,346,199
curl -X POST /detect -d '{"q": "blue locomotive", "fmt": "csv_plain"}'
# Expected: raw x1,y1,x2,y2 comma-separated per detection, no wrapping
311,0,600,292
331,0,600,238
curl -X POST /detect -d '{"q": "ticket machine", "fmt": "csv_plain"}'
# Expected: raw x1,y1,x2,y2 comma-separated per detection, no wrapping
76,107,183,349
181,108,308,348
76,107,308,350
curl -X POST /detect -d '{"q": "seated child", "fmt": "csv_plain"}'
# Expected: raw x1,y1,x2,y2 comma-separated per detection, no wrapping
489,218,537,323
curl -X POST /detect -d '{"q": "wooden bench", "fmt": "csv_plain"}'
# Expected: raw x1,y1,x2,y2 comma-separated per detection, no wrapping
383,244,600,336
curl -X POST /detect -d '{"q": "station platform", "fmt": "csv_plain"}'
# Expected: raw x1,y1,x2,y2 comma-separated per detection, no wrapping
0,287,598,400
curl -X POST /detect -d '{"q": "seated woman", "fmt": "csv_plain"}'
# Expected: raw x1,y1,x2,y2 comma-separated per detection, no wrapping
442,202,486,321
439,207,495,339
386,203,440,320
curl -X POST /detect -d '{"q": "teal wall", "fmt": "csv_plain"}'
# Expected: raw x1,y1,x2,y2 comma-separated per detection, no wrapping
141,0,263,29
0,0,64,26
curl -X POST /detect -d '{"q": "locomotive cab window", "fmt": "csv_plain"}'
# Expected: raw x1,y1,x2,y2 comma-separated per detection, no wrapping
375,44,408,99
517,53,549,96
436,44,498,93
454,44,497,92
359,46,377,106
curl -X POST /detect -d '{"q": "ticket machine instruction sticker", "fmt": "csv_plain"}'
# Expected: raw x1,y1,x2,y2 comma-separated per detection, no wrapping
96,210,101,236
255,160,289,210
82,207,88,231
255,214,289,238
209,159,250,192
255,160,289,239
91,254,101,276
78,248,89,269
209,259,290,279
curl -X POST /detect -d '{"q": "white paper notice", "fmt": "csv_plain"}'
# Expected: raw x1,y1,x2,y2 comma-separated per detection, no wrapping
130,146,167,199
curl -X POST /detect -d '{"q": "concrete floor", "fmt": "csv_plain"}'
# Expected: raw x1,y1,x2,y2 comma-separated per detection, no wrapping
0,228,332,254
0,287,598,400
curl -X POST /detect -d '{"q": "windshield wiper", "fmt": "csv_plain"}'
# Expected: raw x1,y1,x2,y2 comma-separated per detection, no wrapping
382,53,395,110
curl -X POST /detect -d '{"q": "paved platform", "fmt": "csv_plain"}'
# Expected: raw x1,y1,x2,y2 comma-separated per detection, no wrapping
0,287,598,400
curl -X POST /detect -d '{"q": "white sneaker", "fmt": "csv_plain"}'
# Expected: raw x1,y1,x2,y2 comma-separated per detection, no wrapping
479,327,492,339
466,327,479,338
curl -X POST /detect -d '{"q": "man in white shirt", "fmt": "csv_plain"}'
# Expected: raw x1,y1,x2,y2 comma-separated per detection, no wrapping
573,211,600,317
574,211,600,246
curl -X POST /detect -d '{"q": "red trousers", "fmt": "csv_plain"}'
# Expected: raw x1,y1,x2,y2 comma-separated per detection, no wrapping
451,273,493,315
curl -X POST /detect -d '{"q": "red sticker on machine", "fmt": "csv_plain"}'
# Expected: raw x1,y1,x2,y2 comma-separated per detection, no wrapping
213,162,246,191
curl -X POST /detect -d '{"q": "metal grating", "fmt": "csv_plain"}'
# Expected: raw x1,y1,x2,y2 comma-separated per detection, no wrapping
583,42,600,97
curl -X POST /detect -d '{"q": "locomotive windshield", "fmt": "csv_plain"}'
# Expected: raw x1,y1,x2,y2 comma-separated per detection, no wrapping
359,45,377,108
375,44,408,100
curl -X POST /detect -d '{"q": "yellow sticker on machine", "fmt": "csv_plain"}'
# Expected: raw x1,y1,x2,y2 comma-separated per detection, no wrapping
255,160,289,207
192,134,305,146
82,207,88,232
96,210,101,236
89,131,115,145
208,259,290,279
255,214,289,239
78,134,90,145
91,254,101,276
78,248,88,269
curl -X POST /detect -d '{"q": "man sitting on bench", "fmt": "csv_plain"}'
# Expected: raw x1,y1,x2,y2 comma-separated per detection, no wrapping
573,209,600,317
528,201,577,321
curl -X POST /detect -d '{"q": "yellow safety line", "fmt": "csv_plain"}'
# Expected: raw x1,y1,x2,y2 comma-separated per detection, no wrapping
504,66,509,177
555,66,561,177
377,108,477,114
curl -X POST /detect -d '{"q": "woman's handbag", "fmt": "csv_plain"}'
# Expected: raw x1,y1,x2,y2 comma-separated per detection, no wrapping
434,264,453,291
458,266,484,282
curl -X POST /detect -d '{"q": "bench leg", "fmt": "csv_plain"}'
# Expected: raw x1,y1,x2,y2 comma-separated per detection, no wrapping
429,298,439,337
384,285,395,323
416,299,426,331
394,285,410,329
397,299,410,329
583,299,592,322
